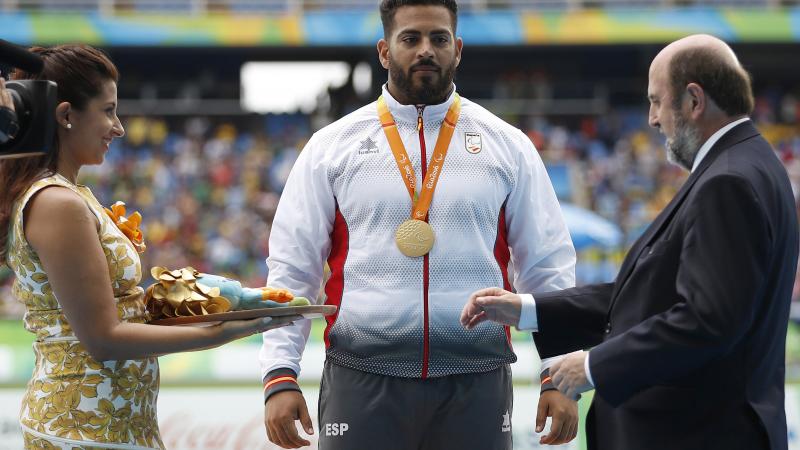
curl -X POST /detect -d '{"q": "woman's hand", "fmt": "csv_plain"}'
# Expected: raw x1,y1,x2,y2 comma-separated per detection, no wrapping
216,315,300,342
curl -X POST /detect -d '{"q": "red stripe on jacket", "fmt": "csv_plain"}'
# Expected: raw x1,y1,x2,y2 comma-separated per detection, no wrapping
494,205,513,345
324,202,349,348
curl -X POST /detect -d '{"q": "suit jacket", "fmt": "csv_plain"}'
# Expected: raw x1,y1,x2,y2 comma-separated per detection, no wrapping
534,121,799,450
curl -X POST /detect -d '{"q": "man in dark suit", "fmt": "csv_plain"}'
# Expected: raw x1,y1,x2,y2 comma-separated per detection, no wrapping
460,34,799,450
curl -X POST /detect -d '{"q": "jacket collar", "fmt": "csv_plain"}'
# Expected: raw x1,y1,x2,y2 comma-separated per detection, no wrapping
688,120,759,180
380,83,458,125
690,117,750,172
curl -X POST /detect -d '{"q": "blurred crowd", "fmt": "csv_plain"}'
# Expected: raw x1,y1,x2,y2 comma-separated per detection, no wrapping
0,113,307,316
0,89,798,318
524,88,800,296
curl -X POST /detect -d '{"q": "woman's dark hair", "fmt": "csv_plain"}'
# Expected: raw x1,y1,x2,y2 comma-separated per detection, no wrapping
0,44,119,262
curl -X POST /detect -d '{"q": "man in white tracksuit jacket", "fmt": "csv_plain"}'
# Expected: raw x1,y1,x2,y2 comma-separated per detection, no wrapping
260,1,579,449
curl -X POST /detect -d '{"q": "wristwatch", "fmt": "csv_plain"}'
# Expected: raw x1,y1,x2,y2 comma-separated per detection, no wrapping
0,106,20,144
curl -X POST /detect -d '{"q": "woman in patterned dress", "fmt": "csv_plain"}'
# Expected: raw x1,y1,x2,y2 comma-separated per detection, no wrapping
0,45,295,449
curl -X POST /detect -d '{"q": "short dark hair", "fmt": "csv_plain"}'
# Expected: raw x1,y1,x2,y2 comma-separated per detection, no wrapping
668,46,754,117
380,0,458,38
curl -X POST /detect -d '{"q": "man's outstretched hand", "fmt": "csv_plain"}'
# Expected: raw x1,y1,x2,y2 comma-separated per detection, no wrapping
460,287,523,329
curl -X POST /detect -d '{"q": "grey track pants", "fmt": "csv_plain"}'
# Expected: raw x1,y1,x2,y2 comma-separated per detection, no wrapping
318,361,513,450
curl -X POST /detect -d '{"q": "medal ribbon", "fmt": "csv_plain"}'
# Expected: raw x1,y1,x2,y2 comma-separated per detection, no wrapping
377,94,461,220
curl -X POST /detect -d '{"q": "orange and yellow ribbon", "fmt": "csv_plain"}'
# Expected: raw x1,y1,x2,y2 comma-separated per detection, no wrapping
104,201,146,253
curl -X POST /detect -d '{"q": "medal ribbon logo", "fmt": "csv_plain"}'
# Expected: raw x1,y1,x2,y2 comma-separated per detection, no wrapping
376,95,460,220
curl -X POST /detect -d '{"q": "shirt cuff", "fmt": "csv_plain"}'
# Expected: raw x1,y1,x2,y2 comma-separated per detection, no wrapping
516,293,538,331
538,354,563,393
584,351,595,387
539,355,563,372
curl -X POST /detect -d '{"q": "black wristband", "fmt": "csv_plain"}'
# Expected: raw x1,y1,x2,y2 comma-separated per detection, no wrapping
263,368,302,404
540,368,557,393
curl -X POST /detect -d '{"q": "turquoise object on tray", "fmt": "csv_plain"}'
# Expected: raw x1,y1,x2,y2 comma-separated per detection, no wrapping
195,273,274,310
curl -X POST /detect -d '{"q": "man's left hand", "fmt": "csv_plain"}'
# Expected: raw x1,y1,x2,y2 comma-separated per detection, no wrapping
535,389,578,445
550,351,593,400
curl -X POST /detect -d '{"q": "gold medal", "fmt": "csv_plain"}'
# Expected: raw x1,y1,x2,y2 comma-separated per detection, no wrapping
377,94,460,259
395,219,435,257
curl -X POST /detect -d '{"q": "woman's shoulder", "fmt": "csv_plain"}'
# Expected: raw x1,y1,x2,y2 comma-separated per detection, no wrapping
12,178,95,256
23,183,99,250
18,174,79,205
13,175,85,224
26,184,92,227
29,182,85,207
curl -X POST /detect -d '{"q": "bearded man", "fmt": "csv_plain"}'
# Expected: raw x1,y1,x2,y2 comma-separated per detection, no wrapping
258,1,580,449
461,34,799,450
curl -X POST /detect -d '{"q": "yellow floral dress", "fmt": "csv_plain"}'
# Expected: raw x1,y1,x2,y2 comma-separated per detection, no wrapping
6,174,163,450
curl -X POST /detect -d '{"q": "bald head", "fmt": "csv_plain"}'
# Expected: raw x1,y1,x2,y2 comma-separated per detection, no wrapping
652,34,753,118
651,34,738,75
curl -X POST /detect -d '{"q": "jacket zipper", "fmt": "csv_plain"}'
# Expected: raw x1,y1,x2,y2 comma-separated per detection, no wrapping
417,105,431,379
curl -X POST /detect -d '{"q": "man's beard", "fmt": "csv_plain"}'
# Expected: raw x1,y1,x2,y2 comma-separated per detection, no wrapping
389,57,456,105
665,111,703,171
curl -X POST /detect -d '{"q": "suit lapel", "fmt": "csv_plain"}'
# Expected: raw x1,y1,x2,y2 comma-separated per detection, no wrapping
609,121,760,303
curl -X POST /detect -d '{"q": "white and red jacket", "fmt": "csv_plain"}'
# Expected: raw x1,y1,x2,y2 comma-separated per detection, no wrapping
259,86,575,386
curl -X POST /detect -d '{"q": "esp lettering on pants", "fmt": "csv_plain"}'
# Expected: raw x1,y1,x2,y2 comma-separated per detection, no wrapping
324,423,349,436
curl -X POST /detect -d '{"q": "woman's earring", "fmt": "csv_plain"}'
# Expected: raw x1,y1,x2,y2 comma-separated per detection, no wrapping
65,123,72,129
